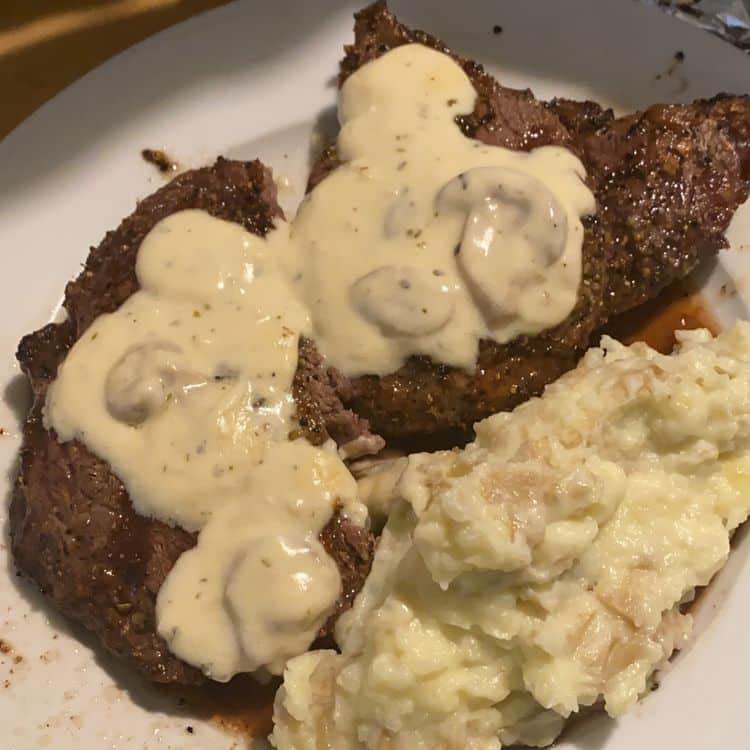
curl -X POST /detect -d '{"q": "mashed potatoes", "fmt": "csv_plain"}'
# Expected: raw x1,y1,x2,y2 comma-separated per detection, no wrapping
271,323,750,750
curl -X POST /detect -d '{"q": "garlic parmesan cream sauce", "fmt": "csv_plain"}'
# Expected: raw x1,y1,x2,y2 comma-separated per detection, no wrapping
45,43,594,681
288,43,595,376
46,211,363,681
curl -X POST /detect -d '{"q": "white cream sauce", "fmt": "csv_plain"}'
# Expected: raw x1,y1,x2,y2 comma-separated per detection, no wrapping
45,210,362,680
48,211,314,531
288,43,595,376
45,43,597,682
156,441,355,680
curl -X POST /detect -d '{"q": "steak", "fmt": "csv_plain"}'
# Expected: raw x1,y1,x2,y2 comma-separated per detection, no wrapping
11,158,374,685
293,337,385,458
310,1,750,449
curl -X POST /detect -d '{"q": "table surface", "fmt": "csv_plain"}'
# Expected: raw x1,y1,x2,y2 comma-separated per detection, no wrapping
1,0,231,139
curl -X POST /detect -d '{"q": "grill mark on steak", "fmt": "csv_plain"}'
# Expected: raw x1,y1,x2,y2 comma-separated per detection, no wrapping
310,1,750,449
11,158,374,685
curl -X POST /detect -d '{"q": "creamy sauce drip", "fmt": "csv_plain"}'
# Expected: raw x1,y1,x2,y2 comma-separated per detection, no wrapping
287,44,595,376
46,210,361,680
45,43,597,683
156,442,354,679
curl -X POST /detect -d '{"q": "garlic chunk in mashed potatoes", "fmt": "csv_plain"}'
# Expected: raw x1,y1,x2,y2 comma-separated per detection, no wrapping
271,323,750,750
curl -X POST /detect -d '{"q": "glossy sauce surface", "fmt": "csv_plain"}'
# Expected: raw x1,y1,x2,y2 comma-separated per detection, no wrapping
288,44,595,376
46,210,362,681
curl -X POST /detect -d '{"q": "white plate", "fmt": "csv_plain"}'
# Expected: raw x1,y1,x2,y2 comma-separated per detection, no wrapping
1,1,749,748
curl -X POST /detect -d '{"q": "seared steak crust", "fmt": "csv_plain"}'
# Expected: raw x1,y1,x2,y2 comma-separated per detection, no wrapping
318,1,750,448
11,158,374,684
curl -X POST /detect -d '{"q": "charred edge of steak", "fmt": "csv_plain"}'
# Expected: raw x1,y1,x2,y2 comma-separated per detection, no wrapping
341,1,573,152
310,1,750,447
11,158,375,685
546,98,615,140
541,93,750,357
306,144,342,194
349,338,581,451
318,513,375,638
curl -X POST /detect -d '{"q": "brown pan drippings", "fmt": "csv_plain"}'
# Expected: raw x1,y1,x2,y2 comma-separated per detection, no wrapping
162,673,279,739
598,277,718,353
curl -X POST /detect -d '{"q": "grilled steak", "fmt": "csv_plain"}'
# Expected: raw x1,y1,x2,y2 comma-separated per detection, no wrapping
309,1,750,449
11,158,375,685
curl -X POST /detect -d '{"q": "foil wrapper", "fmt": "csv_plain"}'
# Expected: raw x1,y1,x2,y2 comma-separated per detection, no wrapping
646,0,750,51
